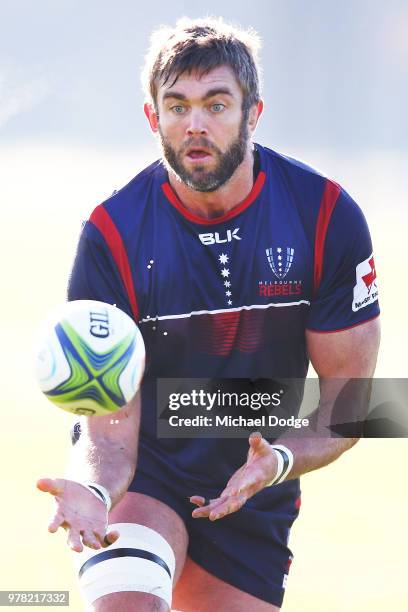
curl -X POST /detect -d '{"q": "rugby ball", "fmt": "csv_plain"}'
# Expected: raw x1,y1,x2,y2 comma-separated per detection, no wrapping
35,300,145,416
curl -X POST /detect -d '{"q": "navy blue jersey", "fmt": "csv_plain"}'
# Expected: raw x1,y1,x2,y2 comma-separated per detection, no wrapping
68,144,379,488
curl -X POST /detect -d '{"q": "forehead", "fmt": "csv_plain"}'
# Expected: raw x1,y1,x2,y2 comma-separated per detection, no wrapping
157,65,243,101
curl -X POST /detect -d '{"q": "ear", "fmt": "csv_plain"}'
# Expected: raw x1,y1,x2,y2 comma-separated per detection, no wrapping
144,103,159,133
247,100,264,133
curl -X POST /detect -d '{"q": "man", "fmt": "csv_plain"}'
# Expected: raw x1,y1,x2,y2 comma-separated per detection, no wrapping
37,17,380,611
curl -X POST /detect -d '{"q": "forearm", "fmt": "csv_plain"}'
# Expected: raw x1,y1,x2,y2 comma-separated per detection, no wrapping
284,318,381,482
272,377,367,480
272,436,358,481
67,433,138,506
66,393,141,507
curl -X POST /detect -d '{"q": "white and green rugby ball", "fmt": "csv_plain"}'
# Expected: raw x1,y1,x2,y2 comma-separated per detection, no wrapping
35,300,145,416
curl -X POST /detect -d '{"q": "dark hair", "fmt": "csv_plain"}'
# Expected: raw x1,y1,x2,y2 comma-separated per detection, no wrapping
142,17,262,112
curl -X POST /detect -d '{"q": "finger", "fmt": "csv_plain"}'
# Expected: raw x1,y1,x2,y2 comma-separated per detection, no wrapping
209,493,248,521
191,499,219,517
48,513,66,533
37,478,64,496
67,529,83,553
92,526,120,548
198,488,249,520
189,495,206,506
82,531,102,550
248,433,271,457
101,530,120,547
192,506,215,518
249,431,263,444
189,496,215,507
248,432,265,456
191,496,227,518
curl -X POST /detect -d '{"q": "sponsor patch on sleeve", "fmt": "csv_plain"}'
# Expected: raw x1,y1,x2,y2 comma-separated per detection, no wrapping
352,254,379,312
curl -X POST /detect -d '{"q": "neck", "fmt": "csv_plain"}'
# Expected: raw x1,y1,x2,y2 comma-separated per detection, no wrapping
167,145,256,220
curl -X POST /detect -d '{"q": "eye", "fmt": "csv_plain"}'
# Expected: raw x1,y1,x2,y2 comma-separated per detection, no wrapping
211,103,225,113
171,105,186,114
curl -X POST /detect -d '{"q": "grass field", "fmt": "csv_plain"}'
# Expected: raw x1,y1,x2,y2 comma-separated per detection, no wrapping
2,145,407,610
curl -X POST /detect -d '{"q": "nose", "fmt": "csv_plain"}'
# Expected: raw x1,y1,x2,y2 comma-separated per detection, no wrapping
186,109,208,136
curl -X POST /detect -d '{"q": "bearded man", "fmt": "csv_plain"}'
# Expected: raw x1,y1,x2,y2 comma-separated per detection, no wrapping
38,17,380,612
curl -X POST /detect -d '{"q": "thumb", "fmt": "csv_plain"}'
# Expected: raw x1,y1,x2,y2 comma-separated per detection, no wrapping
103,530,120,547
248,431,263,450
36,478,63,496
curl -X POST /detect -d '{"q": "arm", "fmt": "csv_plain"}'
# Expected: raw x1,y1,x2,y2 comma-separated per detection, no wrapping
37,210,142,548
37,391,141,550
267,316,381,479
67,390,141,504
191,317,380,520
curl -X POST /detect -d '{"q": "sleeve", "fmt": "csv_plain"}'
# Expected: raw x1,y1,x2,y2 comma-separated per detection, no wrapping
67,219,133,319
306,188,380,332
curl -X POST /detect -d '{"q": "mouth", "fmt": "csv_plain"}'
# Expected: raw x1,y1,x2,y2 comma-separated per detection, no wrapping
185,147,213,161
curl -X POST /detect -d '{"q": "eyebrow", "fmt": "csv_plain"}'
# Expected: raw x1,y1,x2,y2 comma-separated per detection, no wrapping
162,87,235,102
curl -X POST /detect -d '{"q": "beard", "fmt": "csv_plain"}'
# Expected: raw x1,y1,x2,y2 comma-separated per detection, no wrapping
159,114,249,193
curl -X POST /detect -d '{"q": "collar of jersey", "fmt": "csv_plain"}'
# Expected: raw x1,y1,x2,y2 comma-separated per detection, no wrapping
161,148,266,226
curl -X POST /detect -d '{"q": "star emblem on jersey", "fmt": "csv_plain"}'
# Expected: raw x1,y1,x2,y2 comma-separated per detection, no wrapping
266,247,294,279
217,253,234,306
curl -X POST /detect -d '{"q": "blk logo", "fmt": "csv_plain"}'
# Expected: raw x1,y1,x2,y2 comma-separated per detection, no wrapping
199,228,241,245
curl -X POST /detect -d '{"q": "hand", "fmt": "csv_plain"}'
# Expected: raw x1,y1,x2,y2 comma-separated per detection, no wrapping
190,432,278,521
37,477,119,552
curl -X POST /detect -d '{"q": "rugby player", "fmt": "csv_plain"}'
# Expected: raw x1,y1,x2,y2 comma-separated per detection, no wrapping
37,17,380,611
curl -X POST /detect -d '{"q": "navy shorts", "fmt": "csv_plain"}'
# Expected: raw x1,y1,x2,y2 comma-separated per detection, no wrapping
128,446,301,608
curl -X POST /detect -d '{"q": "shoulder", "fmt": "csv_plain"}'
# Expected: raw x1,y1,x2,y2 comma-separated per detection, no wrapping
258,144,327,186
258,144,332,226
258,143,367,230
105,159,164,203
85,159,166,241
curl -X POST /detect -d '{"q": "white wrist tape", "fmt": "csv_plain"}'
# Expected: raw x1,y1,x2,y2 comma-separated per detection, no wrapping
267,445,294,486
81,482,112,511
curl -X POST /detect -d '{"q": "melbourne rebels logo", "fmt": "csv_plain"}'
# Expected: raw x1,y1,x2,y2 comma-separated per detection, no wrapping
266,247,294,279
259,246,302,297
